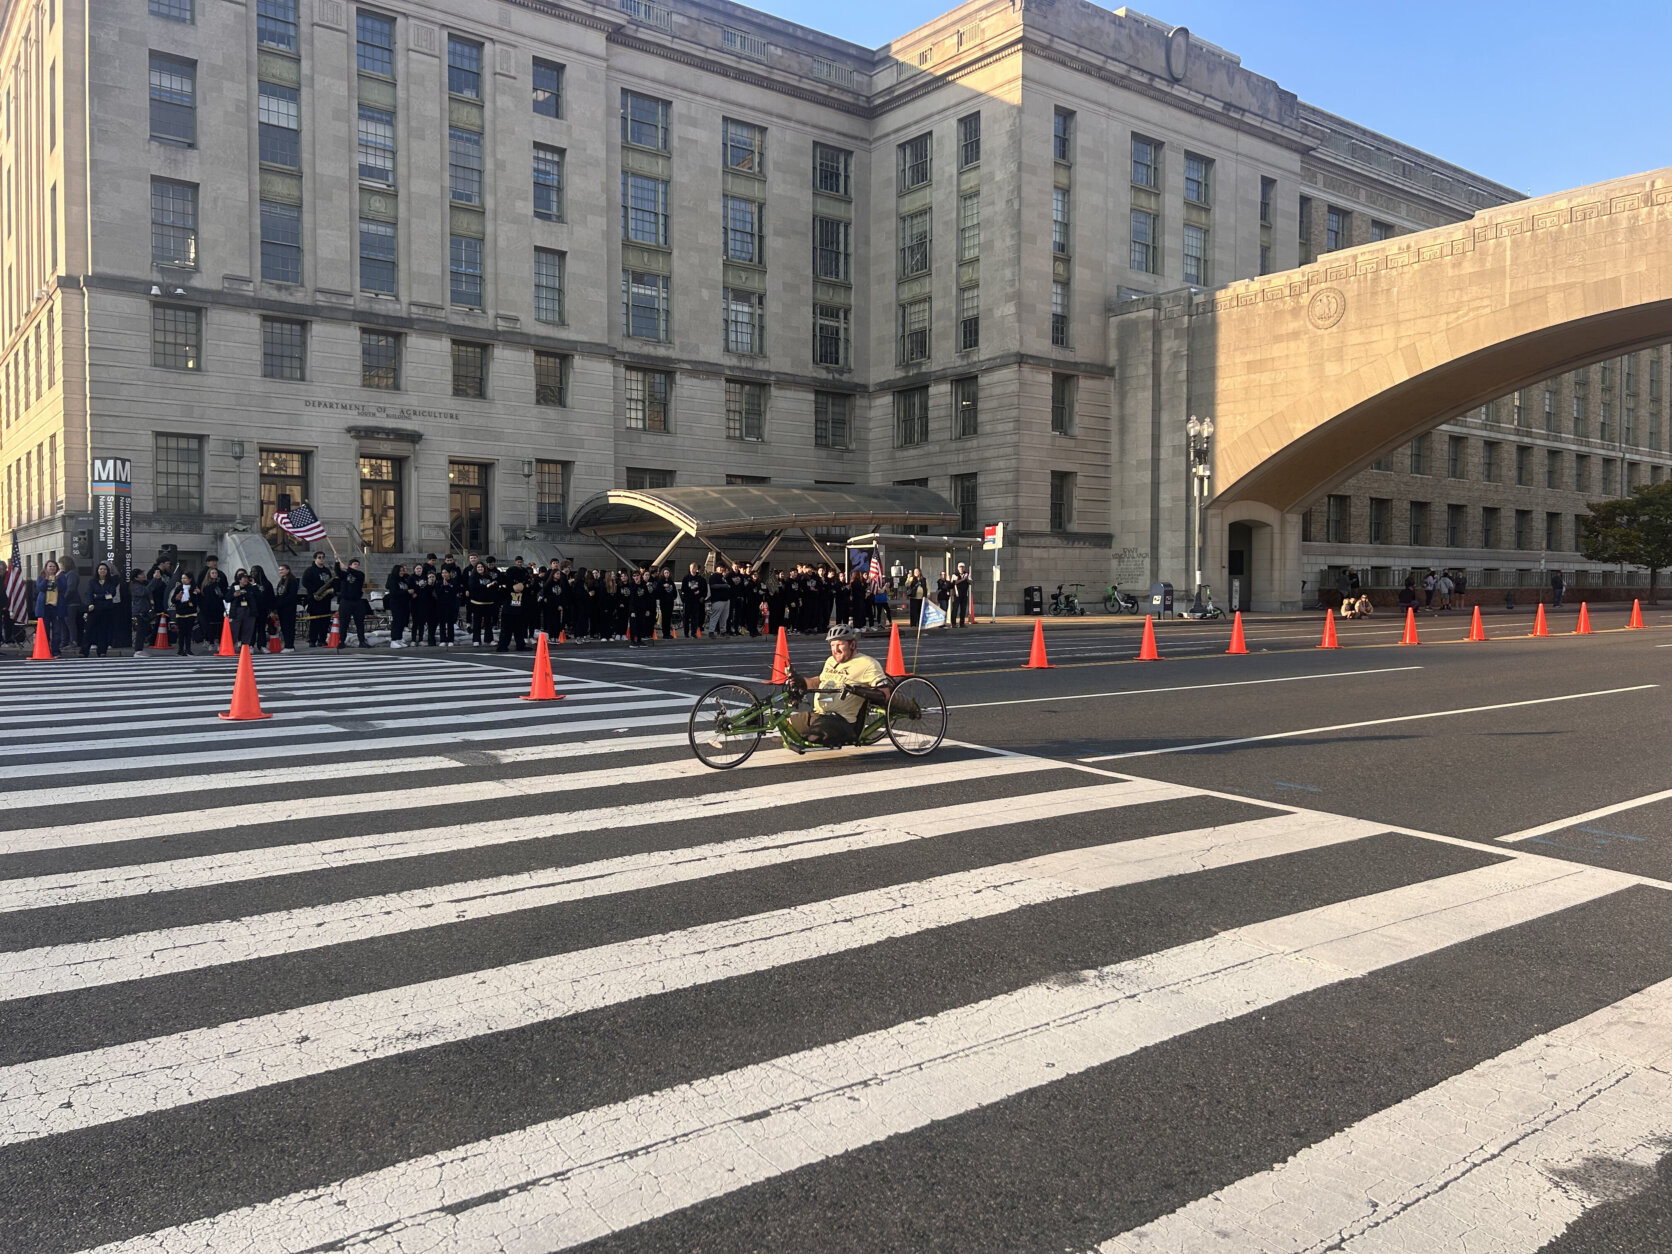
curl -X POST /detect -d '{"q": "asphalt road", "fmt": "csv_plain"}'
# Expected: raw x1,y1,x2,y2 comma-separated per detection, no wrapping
3,606,1670,1253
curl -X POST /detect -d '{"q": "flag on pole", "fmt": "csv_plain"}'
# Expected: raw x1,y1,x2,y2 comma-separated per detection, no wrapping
867,552,883,591
273,501,327,542
919,597,948,630
5,532,26,623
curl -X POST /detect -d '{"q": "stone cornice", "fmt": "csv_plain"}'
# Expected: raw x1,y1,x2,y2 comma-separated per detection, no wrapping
605,29,871,117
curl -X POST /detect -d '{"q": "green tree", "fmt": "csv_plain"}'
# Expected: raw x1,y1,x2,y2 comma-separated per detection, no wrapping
1579,479,1672,601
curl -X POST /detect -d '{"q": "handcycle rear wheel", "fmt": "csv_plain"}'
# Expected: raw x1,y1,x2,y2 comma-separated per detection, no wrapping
886,676,947,756
688,683,765,769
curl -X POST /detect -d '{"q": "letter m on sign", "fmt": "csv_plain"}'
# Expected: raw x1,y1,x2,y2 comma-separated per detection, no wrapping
93,459,132,483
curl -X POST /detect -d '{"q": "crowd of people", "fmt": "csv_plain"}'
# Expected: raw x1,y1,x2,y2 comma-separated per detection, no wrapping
6,550,981,657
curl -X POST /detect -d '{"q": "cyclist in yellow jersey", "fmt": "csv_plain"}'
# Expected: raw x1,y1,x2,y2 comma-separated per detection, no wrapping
785,623,890,747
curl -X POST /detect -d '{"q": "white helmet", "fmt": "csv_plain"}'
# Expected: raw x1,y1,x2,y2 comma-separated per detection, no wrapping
826,623,862,643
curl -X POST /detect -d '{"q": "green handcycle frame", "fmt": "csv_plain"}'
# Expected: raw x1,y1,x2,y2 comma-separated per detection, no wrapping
687,675,948,769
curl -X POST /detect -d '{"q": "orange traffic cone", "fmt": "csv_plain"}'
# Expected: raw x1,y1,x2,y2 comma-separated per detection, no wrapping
1023,617,1054,668
1628,599,1645,629
267,631,283,654
521,632,566,701
1226,611,1248,655
885,622,906,677
1318,609,1340,649
1136,614,1162,661
1531,603,1549,638
326,613,341,649
1400,606,1420,646
153,616,171,650
30,617,53,660
557,629,567,644
1466,605,1487,642
218,645,273,721
769,626,790,683
1575,602,1592,635
217,616,235,658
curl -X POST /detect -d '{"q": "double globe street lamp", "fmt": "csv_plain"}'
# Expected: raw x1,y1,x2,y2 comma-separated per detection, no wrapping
1186,415,1214,613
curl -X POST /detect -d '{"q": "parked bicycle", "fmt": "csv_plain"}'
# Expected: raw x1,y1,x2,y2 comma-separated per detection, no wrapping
1047,583,1089,616
1103,583,1141,614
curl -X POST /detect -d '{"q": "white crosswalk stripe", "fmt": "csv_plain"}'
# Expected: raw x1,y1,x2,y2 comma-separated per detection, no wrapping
2,654,1669,1254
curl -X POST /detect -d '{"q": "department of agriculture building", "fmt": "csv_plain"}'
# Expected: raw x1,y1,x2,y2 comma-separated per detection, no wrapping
2,0,1665,603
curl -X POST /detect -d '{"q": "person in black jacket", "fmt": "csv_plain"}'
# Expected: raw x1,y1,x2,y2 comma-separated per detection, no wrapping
229,573,262,648
249,566,275,651
628,570,656,647
496,568,530,652
301,552,335,646
680,564,707,639
386,564,412,648
83,562,125,656
467,561,497,646
334,559,370,647
127,568,151,652
169,571,201,655
654,565,677,639
273,564,299,651
431,572,459,647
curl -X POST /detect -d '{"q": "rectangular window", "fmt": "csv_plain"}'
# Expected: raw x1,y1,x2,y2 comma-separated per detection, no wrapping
450,340,487,398
449,234,483,306
950,376,979,439
1513,509,1532,550
813,303,849,367
1326,206,1349,251
723,289,763,354
1182,223,1208,285
1184,153,1212,205
1408,501,1428,546
1651,412,1662,453
256,0,297,51
958,112,980,168
448,127,482,204
357,105,396,184
1545,511,1562,551
533,248,564,323
1053,108,1074,162
360,329,400,389
447,36,482,98
534,352,569,406
1446,503,1465,547
1051,373,1075,435
1546,448,1561,489
897,133,931,193
1368,497,1389,544
952,472,979,532
622,173,668,245
1050,471,1075,531
723,118,765,172
1260,176,1275,225
532,58,563,117
723,197,762,263
357,11,395,76
1544,389,1556,432
150,0,193,20
1051,281,1069,348
533,144,564,221
813,216,851,282
623,270,670,341
1051,187,1071,255
1604,457,1619,493
626,467,675,490
621,90,670,150
954,192,981,265
260,317,305,380
359,219,396,293
1480,506,1499,549
813,392,850,448
1325,494,1348,543
899,208,930,277
535,460,566,523
259,200,301,283
959,286,979,352
48,63,54,150
1298,196,1313,262
724,379,766,440
624,368,670,431
149,53,196,145
151,304,200,370
894,387,928,446
1600,401,1612,441
1625,406,1636,445
1409,433,1429,475
1130,209,1156,273
1652,358,1662,400
1575,454,1591,492
814,143,851,197
1370,220,1393,242
1131,135,1159,188
258,81,299,168
898,298,930,364
154,434,203,512
1482,441,1499,483
150,178,197,266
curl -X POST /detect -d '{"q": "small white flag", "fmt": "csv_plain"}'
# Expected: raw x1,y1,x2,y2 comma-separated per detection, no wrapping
920,597,948,630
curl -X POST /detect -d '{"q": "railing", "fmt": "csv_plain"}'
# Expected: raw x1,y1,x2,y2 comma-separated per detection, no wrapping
810,57,856,89
619,0,672,31
721,27,768,61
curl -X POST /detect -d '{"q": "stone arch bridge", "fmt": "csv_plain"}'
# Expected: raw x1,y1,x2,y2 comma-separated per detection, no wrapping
1112,167,1672,610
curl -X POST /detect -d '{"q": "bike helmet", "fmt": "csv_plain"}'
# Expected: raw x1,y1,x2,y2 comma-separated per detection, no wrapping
825,623,862,643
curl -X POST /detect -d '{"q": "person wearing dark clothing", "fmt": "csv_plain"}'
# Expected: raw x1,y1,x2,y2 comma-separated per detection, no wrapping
142,563,175,653
272,564,300,651
169,572,201,655
467,563,498,646
905,569,927,630
625,572,654,646
301,553,335,646
496,569,530,652
59,563,85,653
83,563,125,656
335,560,370,647
386,564,413,647
706,566,731,637
127,569,151,652
229,575,262,648
1551,570,1566,608
196,557,229,648
952,564,973,627
33,561,70,657
432,573,459,646
249,566,275,650
680,565,707,638
655,567,677,638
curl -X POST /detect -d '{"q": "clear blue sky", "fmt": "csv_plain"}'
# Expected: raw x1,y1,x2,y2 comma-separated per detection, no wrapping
756,0,1669,198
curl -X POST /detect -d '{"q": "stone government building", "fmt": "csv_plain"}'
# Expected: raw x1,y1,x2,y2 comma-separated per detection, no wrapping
1,0,1659,601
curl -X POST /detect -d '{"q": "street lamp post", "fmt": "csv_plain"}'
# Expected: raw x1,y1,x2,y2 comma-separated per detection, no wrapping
1186,415,1214,613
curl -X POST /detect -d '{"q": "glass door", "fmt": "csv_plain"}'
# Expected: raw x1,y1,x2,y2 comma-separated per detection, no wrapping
448,461,488,553
359,457,402,553
259,449,310,554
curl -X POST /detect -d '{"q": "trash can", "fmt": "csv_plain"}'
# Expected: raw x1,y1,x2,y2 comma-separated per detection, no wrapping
1023,585,1044,615
1148,582,1174,617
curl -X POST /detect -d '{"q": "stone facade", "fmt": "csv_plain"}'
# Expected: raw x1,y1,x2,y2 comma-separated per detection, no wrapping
1,0,1535,605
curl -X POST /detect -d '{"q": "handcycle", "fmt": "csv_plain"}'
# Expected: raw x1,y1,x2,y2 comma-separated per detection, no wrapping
687,668,948,769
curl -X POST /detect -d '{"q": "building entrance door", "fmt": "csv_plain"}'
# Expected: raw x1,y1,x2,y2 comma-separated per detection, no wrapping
259,449,310,554
449,462,488,553
359,457,402,553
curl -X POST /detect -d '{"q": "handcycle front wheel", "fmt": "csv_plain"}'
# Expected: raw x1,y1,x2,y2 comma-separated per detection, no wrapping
886,676,948,756
688,683,765,769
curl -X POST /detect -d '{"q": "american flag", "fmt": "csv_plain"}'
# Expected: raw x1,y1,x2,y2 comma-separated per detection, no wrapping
274,501,327,542
867,552,883,591
4,532,25,623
